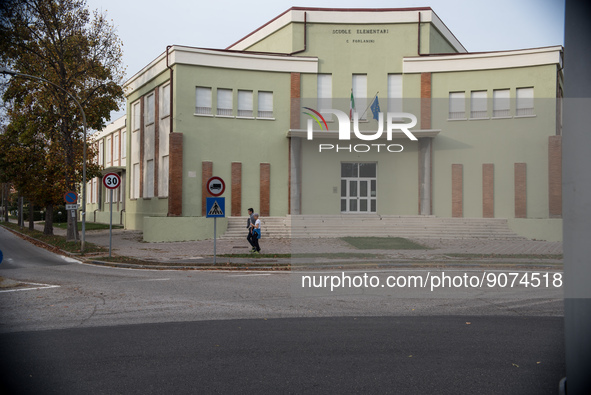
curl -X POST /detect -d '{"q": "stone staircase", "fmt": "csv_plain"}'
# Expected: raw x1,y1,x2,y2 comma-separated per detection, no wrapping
221,215,526,240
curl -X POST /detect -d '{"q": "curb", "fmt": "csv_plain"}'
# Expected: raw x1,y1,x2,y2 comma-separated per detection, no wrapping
87,260,291,271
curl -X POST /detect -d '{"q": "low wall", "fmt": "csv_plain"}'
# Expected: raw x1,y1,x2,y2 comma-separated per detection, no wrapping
507,218,563,242
143,216,228,242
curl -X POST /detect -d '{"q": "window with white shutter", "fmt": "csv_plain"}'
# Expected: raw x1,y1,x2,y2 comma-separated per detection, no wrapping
449,92,465,119
257,91,273,118
195,87,212,115
237,90,253,117
516,87,534,116
493,89,510,117
470,91,487,119
217,88,232,116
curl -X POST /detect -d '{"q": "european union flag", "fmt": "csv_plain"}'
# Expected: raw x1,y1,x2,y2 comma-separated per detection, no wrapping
370,95,381,121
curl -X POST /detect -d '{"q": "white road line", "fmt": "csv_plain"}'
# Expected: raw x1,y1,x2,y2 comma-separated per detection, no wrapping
0,282,60,293
139,278,171,282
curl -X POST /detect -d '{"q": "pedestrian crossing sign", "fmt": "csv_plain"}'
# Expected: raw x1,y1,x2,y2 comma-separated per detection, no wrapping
206,197,225,218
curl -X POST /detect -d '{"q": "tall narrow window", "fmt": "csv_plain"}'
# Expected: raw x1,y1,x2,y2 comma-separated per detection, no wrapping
217,88,232,116
448,92,465,119
317,74,332,119
257,91,273,118
387,74,402,113
160,84,170,118
145,93,155,125
132,101,140,131
98,140,104,166
493,89,510,117
160,155,169,197
145,159,154,198
470,91,487,119
106,136,112,165
195,87,212,115
352,74,367,120
132,163,139,199
121,130,127,159
237,90,253,117
92,178,97,203
516,87,534,116
113,132,120,164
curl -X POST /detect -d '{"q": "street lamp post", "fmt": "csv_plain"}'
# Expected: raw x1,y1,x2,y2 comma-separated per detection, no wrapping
1,67,88,252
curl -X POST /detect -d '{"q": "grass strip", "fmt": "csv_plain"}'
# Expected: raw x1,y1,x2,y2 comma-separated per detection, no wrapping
0,222,106,254
217,253,381,259
341,237,430,250
40,222,123,230
445,253,563,260
91,256,290,269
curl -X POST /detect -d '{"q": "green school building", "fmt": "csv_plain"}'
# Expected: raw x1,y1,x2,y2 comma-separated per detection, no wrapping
85,7,563,242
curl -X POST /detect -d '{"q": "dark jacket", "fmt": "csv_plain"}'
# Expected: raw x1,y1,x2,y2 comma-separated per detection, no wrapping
246,214,254,229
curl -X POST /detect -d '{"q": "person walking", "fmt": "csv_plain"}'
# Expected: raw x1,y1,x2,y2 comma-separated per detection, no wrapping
250,213,261,254
246,208,256,252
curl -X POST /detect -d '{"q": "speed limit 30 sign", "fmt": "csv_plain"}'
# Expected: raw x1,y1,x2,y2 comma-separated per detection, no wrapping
103,173,121,189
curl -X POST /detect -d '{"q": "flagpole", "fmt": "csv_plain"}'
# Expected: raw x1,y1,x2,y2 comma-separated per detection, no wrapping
359,91,379,120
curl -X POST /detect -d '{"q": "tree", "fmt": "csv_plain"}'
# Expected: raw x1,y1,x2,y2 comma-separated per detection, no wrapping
0,0,124,239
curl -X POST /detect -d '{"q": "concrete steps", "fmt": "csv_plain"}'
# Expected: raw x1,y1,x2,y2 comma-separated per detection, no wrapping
221,215,526,240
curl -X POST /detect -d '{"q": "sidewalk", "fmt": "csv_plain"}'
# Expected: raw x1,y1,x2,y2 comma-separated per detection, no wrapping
84,228,562,264
8,220,563,265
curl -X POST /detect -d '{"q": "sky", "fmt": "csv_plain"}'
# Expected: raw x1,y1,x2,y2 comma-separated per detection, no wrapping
84,0,565,120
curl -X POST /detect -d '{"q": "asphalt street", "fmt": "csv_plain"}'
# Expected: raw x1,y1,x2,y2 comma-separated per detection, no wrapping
0,226,565,394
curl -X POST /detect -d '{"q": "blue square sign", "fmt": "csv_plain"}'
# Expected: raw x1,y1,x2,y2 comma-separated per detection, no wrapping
206,197,225,218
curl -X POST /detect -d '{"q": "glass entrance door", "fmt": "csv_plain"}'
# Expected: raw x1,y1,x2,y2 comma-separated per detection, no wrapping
341,163,377,213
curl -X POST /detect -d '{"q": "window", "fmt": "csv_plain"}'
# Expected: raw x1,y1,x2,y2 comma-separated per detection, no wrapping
195,87,212,115
106,136,112,165
145,94,155,125
470,91,487,119
145,159,154,198
113,132,119,163
449,92,465,119
317,74,332,119
493,89,510,117
91,178,97,203
341,162,377,213
217,88,232,116
160,155,169,197
387,74,402,113
516,87,534,116
132,101,140,131
237,90,253,117
352,74,367,120
160,84,170,118
257,91,273,118
98,140,104,166
132,163,139,199
121,130,127,159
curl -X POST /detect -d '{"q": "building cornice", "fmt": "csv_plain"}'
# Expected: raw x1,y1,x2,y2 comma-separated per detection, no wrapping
124,46,318,96
403,46,563,73
90,115,126,140
227,7,467,53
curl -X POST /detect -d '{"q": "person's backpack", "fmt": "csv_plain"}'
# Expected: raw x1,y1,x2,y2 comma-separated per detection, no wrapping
253,228,261,239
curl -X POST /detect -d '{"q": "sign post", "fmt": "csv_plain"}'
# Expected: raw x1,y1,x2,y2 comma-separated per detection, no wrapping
64,191,79,241
206,177,226,264
103,173,121,258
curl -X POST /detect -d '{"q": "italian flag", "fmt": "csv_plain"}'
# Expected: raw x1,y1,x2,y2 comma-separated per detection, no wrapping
350,89,355,118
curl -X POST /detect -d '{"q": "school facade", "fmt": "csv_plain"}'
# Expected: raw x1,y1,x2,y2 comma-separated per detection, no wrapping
86,7,564,242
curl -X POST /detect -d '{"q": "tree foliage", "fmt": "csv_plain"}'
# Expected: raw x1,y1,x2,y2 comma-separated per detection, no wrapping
0,0,124,237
